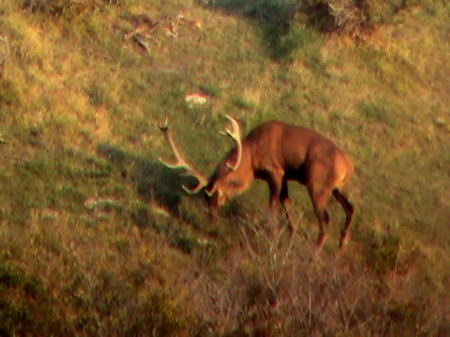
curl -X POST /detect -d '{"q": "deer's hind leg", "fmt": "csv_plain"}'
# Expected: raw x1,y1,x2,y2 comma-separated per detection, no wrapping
333,189,354,248
307,163,335,252
308,187,333,252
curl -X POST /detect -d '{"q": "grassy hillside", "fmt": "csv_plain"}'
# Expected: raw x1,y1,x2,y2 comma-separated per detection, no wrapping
0,0,449,336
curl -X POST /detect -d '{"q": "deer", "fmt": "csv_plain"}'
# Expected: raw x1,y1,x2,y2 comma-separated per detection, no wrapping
158,116,354,251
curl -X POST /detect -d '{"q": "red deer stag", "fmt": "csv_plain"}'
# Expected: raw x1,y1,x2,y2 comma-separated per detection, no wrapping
158,116,354,251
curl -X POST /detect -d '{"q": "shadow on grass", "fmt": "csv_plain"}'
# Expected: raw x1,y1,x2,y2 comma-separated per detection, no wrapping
201,0,325,60
98,143,217,254
97,143,201,215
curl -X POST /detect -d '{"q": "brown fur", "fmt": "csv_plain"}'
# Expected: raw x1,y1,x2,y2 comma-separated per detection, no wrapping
160,119,355,251
206,121,354,250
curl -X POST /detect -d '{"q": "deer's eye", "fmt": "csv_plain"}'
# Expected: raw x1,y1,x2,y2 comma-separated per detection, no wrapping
228,179,242,188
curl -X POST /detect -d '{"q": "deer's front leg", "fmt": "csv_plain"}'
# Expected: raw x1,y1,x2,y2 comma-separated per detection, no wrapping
267,172,283,214
280,178,294,234
267,172,294,236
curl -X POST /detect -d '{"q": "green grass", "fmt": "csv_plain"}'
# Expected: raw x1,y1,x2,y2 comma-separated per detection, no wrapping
0,0,449,336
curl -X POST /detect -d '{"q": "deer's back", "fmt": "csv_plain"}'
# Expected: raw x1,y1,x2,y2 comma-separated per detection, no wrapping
246,121,349,174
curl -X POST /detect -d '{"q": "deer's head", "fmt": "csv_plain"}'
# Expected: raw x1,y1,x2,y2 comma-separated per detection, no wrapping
159,115,249,211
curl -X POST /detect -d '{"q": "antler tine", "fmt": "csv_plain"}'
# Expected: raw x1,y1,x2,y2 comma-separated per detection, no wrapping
220,115,243,171
205,183,217,197
158,117,169,130
158,119,189,169
158,119,208,194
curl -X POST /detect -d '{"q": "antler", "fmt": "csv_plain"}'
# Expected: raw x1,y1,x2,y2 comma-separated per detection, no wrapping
158,118,209,194
219,115,243,171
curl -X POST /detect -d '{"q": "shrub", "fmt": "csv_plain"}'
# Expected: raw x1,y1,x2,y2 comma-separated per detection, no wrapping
301,0,422,34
